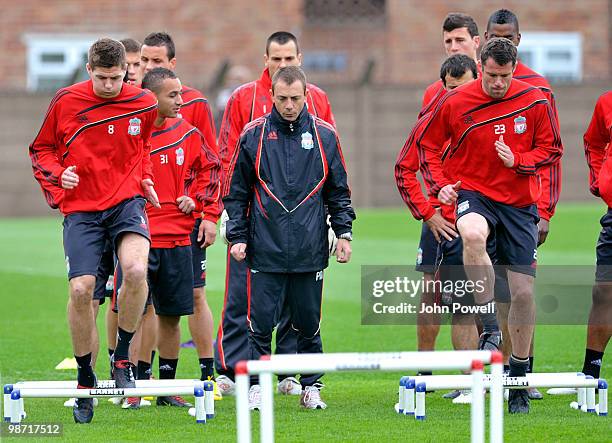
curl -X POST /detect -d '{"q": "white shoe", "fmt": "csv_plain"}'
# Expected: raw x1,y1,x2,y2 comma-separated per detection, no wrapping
108,397,123,405
64,398,98,407
504,389,509,401
548,388,577,395
277,377,302,395
300,384,327,409
248,385,262,410
452,390,472,404
394,402,400,413
217,375,235,396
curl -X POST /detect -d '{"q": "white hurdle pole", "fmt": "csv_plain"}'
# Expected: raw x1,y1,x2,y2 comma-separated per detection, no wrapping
17,386,200,398
585,376,597,413
14,379,203,389
235,362,252,443
203,381,215,419
398,377,407,414
410,373,600,390
194,387,206,424
470,360,484,443
489,351,504,443
238,351,500,443
259,368,274,443
404,378,415,416
4,384,13,422
599,380,608,416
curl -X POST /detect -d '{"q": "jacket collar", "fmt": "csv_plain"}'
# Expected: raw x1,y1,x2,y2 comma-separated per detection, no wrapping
270,105,310,135
259,69,272,90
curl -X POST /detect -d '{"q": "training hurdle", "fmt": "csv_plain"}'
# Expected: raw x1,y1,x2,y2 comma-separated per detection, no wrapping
401,372,608,417
3,379,215,424
235,351,504,443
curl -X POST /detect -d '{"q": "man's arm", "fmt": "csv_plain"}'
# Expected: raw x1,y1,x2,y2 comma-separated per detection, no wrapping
218,90,246,181
395,116,437,221
190,99,218,154
536,89,563,224
139,106,160,207
512,102,563,175
29,91,68,209
416,99,453,197
321,132,356,236
584,96,610,197
222,133,256,245
192,134,222,223
310,89,336,128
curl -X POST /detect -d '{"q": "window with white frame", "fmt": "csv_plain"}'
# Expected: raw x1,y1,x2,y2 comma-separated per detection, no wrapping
23,34,104,92
517,32,582,83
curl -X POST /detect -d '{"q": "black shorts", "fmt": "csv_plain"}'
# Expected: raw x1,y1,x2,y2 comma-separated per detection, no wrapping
415,222,438,274
114,246,194,316
93,239,115,304
190,219,207,288
596,209,612,282
456,190,538,277
62,197,150,280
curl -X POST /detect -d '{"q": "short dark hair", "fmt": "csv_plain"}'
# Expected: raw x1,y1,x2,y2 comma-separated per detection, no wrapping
88,38,126,70
143,32,176,60
487,9,519,32
120,38,141,54
141,67,177,93
442,13,479,38
266,31,300,55
440,54,478,85
480,37,518,67
271,66,306,92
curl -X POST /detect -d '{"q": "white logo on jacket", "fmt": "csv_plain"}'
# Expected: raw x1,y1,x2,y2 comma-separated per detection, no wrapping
301,132,314,150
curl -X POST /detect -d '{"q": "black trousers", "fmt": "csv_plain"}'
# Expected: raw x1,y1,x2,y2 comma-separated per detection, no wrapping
248,270,325,387
214,250,322,380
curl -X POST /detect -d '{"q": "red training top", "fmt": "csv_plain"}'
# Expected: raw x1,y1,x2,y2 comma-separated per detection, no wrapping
584,91,612,207
30,80,157,214
418,78,563,207
147,118,221,248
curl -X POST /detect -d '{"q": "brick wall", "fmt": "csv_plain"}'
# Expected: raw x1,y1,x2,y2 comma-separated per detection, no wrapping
1,0,609,91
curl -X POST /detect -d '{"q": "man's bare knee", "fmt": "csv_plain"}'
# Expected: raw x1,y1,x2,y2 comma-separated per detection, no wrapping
461,228,487,252
592,283,612,307
70,277,95,306
122,261,147,285
193,287,206,305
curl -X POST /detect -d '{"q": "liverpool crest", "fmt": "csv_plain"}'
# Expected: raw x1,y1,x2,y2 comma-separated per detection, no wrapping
128,117,141,136
176,147,185,166
301,132,314,150
514,116,527,134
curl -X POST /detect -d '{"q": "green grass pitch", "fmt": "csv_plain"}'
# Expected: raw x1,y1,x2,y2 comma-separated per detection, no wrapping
0,203,610,441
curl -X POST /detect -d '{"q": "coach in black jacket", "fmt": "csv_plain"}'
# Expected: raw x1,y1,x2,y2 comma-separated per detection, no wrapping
223,66,355,409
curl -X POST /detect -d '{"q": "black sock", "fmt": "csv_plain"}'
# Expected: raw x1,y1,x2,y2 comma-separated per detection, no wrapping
199,357,215,380
108,348,114,358
503,364,510,374
527,356,534,373
75,353,96,387
477,302,499,333
137,360,152,380
509,354,529,378
114,327,135,361
582,348,604,379
159,357,178,380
